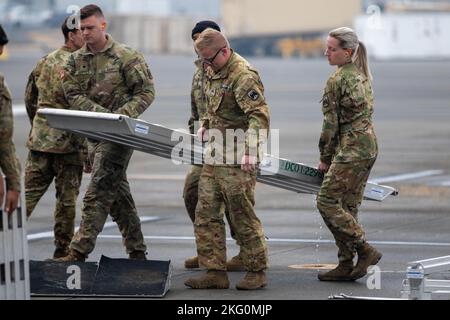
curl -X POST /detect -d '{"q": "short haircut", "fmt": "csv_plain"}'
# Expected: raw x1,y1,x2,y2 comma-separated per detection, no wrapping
61,16,79,43
195,28,229,53
80,4,104,20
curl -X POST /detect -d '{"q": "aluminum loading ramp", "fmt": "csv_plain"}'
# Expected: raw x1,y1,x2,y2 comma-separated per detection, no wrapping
39,109,398,202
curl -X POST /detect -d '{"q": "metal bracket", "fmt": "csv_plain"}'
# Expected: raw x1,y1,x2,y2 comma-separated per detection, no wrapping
401,256,450,300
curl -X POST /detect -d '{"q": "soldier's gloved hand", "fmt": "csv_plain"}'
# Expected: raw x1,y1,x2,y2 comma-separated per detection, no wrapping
318,161,330,174
5,190,19,216
197,127,208,143
241,155,257,172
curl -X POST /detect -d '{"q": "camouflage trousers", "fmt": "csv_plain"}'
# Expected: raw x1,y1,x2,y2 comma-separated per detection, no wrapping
317,158,376,266
25,150,83,251
70,141,147,257
183,165,241,246
194,165,268,271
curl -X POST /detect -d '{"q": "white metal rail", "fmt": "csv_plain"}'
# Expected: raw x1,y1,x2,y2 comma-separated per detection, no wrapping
401,255,450,300
0,177,30,300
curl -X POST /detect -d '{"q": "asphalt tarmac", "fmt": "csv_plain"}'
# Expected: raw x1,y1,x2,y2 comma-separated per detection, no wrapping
2,47,450,300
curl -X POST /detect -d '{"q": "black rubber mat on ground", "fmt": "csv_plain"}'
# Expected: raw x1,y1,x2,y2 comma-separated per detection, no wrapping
30,256,171,298
91,256,171,297
30,260,97,296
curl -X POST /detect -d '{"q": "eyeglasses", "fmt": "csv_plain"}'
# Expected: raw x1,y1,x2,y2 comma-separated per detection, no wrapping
201,47,225,65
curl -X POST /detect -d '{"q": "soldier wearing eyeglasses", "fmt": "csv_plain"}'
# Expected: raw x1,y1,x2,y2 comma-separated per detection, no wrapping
184,29,270,291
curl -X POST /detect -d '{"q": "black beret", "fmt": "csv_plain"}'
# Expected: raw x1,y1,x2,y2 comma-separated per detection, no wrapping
191,20,221,40
0,25,8,46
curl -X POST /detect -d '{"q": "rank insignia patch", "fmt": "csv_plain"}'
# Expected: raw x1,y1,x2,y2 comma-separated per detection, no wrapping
248,90,259,101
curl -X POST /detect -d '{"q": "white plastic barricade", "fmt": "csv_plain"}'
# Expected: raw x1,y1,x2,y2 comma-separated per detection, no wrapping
0,177,30,300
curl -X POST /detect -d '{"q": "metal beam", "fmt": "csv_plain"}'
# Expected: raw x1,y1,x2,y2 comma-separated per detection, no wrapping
38,109,398,201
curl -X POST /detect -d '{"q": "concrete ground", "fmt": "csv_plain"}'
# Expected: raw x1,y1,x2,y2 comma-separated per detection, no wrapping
2,46,450,300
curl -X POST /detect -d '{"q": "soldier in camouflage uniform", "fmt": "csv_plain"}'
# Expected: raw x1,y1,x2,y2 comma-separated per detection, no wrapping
184,29,270,290
24,18,86,259
56,5,155,262
317,27,382,282
0,25,21,216
183,21,245,271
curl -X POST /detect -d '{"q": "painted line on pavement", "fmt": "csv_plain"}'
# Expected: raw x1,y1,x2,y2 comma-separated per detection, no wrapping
96,235,450,247
371,170,444,184
27,216,161,241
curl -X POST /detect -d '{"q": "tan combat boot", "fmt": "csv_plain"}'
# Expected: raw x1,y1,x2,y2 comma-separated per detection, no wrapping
184,256,200,269
129,251,147,260
318,264,354,281
350,243,382,280
236,271,267,290
226,254,245,272
54,249,86,262
184,270,230,289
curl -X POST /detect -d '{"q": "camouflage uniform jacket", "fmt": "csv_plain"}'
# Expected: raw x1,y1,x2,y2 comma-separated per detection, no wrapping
203,52,270,166
0,73,21,191
26,46,86,155
319,63,378,165
61,35,155,118
25,55,46,123
188,60,207,135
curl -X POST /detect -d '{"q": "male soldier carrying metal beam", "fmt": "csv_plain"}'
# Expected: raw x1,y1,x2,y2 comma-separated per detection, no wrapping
56,4,156,262
183,20,245,272
185,29,270,290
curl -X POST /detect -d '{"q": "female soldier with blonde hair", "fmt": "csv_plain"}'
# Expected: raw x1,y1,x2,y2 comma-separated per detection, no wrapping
316,27,382,281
